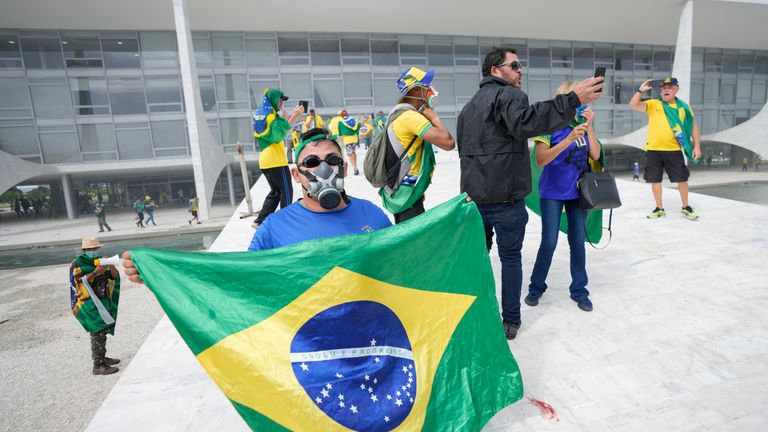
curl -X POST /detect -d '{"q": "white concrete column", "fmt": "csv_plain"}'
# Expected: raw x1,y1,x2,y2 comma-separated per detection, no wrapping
173,0,231,220
226,164,236,206
672,0,693,102
61,174,76,220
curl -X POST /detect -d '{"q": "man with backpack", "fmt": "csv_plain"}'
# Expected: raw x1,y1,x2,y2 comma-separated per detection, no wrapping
365,67,455,223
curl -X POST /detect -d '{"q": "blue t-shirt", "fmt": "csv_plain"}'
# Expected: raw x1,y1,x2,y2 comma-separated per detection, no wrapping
535,127,591,201
248,197,392,251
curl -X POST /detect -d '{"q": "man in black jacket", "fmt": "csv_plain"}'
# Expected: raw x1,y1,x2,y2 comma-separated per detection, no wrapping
457,47,604,340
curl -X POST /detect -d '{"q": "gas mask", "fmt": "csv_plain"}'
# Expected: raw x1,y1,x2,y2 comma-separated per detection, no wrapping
415,86,439,112
298,155,346,210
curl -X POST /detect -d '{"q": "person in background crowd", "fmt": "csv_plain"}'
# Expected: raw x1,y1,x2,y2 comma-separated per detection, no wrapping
143,195,158,226
251,88,305,230
132,196,145,228
630,77,701,220
338,110,361,175
94,198,112,232
188,195,201,225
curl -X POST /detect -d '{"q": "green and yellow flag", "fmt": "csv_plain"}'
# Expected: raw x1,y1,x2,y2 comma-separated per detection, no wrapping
131,195,523,431
69,255,120,334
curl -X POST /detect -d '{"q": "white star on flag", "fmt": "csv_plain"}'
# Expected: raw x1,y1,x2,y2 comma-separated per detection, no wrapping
338,394,345,401
374,357,380,363
409,372,413,378
408,377,413,383
395,399,403,407
410,397,414,403
370,394,378,402
368,387,373,393
409,364,413,369
384,416,390,422
406,391,410,397
339,401,345,408
364,374,370,381
373,378,378,384
335,373,344,378
386,394,392,400
315,397,321,404
407,383,411,389
350,405,358,414
300,362,309,371
370,338,377,346
321,389,330,398
402,366,408,373
360,384,366,390
396,391,401,396
326,383,332,389
401,385,406,391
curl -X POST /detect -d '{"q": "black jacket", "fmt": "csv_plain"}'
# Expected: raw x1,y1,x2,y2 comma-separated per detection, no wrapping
457,76,581,204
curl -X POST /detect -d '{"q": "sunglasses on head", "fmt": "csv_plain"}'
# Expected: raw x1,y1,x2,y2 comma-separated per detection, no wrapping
299,154,344,168
496,60,521,71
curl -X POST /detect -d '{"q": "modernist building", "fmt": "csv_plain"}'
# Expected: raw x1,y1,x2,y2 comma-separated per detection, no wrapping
1,0,767,219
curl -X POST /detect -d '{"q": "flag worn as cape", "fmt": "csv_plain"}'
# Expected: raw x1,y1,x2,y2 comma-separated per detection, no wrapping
661,97,698,164
338,116,360,136
69,255,120,334
525,120,605,243
131,194,523,432
253,88,291,151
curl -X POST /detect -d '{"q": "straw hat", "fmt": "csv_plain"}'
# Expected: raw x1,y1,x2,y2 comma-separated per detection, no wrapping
81,237,102,250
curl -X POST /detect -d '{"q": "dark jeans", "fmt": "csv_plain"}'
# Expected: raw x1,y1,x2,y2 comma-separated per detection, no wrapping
394,197,425,224
476,201,528,324
528,198,589,302
256,166,293,224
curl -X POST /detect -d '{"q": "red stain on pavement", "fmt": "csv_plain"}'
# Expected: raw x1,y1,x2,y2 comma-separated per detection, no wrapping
527,397,560,422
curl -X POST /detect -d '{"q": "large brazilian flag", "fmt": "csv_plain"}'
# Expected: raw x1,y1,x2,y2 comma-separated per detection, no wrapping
130,195,523,431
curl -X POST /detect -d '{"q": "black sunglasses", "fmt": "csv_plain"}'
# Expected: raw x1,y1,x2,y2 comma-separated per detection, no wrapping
496,60,521,71
300,154,344,168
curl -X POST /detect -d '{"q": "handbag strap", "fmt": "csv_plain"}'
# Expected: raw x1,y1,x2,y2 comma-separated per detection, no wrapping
584,209,613,250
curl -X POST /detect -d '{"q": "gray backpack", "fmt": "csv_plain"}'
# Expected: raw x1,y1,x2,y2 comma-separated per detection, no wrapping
363,104,418,191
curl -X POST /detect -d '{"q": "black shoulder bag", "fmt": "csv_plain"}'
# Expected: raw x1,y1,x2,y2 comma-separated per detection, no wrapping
577,171,622,249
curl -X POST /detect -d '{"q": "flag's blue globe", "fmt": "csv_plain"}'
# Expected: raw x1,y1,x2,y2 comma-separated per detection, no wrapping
291,301,417,431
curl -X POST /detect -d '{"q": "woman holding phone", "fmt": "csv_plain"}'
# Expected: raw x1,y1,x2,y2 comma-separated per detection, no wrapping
525,81,602,313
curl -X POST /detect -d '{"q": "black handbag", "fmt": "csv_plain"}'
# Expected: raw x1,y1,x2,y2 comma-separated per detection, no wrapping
578,171,622,210
577,171,622,249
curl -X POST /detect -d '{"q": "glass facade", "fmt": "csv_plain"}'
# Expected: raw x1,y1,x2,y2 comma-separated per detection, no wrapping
0,29,766,165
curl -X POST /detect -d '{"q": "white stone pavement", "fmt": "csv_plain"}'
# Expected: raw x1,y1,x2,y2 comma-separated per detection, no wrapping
86,150,768,431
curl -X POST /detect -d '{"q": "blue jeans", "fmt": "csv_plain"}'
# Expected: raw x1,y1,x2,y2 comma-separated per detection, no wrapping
528,198,589,302
145,210,156,225
476,201,528,324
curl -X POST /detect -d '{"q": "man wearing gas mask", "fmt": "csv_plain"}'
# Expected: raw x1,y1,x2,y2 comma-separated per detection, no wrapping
122,129,390,279
247,128,392,251
379,67,455,224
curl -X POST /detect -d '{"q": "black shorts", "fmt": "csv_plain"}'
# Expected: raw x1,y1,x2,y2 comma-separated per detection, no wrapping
644,150,690,183
191,210,198,217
